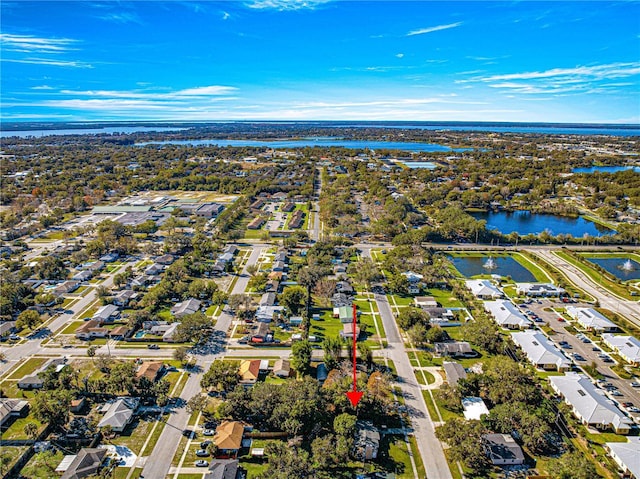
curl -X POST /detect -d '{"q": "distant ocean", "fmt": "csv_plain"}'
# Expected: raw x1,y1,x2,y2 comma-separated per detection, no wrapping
1,121,639,138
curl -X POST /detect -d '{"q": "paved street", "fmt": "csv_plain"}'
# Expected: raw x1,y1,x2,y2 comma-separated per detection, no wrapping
141,246,264,479
364,246,452,479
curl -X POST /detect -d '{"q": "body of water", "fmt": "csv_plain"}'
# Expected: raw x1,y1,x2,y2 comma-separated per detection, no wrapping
401,161,438,169
448,255,536,282
136,137,468,152
470,210,615,236
572,166,640,174
584,257,640,280
0,126,188,138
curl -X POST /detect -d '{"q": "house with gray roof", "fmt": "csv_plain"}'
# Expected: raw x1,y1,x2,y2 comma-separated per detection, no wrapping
512,330,571,371
566,306,617,333
605,437,640,479
59,448,108,479
443,362,467,387
482,434,525,466
171,298,201,318
97,397,139,433
484,300,531,330
602,334,640,366
549,373,633,434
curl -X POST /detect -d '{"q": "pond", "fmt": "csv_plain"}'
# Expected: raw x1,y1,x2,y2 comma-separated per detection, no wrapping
447,255,536,282
470,210,615,237
583,257,640,281
401,161,438,169
136,137,470,152
572,166,640,174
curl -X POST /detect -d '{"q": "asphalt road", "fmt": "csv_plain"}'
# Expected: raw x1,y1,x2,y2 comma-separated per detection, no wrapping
140,246,264,479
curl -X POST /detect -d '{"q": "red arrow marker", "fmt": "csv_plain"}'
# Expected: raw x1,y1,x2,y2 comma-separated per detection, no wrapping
346,303,363,407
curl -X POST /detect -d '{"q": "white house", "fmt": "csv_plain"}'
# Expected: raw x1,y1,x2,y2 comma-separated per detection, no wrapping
602,334,640,366
549,373,633,434
515,283,565,297
92,304,120,323
484,300,532,329
466,280,502,300
566,307,617,333
511,330,571,371
605,437,640,479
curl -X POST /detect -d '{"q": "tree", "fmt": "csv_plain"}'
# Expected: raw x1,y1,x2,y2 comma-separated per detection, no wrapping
175,312,213,343
357,342,373,370
349,258,381,289
23,422,39,440
280,286,307,316
33,389,72,431
247,272,268,292
246,264,259,276
426,325,448,343
258,441,313,479
186,394,211,414
228,294,252,312
388,273,409,295
87,345,98,358
322,336,343,370
313,279,335,307
547,451,598,479
173,346,189,364
107,361,137,395
396,307,429,331
435,418,489,471
290,340,312,377
201,360,240,393
406,323,429,347
16,310,42,330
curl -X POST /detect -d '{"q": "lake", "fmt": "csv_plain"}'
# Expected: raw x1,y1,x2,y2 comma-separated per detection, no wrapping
0,126,188,138
584,257,640,281
136,137,469,152
448,255,536,282
470,210,615,237
572,166,640,174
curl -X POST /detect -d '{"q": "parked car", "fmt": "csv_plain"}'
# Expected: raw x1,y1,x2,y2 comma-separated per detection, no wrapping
610,391,623,397
147,344,159,349
200,441,212,449
630,382,640,388
195,460,209,467
195,449,209,457
203,429,214,436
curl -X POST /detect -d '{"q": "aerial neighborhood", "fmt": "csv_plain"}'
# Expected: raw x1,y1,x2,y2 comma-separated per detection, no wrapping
1,123,640,479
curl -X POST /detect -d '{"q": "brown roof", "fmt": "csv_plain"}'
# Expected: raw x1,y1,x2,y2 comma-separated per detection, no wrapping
109,326,129,336
75,320,102,333
136,362,164,382
239,360,261,381
213,421,244,451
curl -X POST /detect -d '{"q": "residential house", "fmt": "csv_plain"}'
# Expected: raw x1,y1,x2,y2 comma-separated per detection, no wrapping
515,283,566,297
70,398,87,414
247,217,265,229
219,252,234,263
108,326,130,339
75,320,108,340
512,331,571,371
156,254,175,265
602,334,640,366
273,359,291,378
434,341,477,358
289,316,303,326
466,280,503,299
171,298,201,318
255,305,284,323
443,362,467,387
333,305,354,323
282,202,296,212
402,271,423,294
144,263,164,276
113,290,138,307
196,203,224,218
605,437,640,479
97,397,139,433
566,307,617,333
424,307,457,326
0,399,29,427
272,261,286,272
162,323,180,342
251,323,271,343
99,252,119,263
482,434,525,466
355,421,380,460
462,397,490,421
341,323,361,340
264,280,280,293
259,292,276,307
59,448,108,479
213,421,245,457
17,376,44,390
205,459,244,479
332,293,352,308
92,304,120,323
239,360,263,384
136,362,165,382
335,281,354,295
73,270,93,282
549,373,633,434
0,321,16,338
483,300,532,329
53,280,80,296
414,296,438,308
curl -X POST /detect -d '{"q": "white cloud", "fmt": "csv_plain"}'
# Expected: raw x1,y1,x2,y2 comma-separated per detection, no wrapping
222,11,231,20
478,62,640,82
396,53,404,59
407,22,462,37
245,0,331,11
2,58,93,68
31,85,54,90
57,85,238,100
99,12,142,24
0,33,78,53
176,86,238,96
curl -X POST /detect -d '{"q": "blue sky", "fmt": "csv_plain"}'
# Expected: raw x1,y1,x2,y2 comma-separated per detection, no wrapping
1,1,639,123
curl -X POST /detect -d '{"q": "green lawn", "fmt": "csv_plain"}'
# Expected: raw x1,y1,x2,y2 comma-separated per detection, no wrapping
1,415,45,440
20,450,64,478
6,357,48,380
